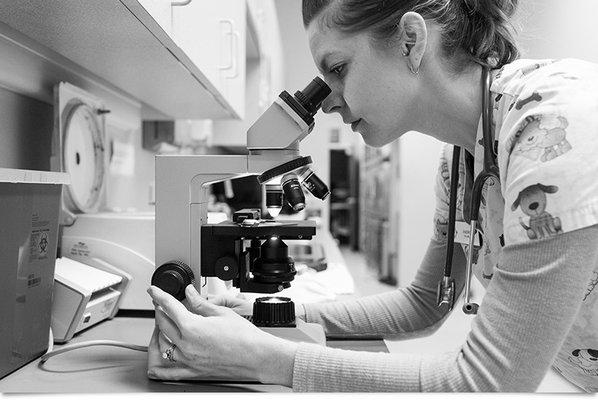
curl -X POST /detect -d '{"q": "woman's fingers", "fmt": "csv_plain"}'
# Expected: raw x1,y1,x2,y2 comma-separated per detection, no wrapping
148,285,192,328
185,285,226,317
157,330,187,363
155,307,182,343
148,366,198,381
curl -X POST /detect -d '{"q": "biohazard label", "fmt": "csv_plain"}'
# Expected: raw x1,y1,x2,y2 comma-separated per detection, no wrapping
30,215,51,260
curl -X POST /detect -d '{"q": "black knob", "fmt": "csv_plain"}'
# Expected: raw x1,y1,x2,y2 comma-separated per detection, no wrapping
252,297,296,327
151,261,195,301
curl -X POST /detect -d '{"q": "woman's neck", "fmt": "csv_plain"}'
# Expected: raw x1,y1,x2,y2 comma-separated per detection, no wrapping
417,62,483,154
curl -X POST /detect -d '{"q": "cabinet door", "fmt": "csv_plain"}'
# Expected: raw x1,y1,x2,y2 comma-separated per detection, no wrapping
137,0,173,35
247,0,283,108
212,0,281,146
172,0,246,118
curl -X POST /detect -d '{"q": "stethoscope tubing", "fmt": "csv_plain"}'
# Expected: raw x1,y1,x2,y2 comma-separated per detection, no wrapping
439,66,500,314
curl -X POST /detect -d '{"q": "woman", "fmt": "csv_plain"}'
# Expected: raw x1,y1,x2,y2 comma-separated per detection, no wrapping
147,0,598,392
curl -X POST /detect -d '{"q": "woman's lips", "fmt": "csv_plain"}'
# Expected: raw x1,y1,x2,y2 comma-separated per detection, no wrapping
351,119,362,131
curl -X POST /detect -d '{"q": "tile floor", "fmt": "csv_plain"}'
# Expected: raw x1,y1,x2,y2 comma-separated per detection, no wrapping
338,245,396,297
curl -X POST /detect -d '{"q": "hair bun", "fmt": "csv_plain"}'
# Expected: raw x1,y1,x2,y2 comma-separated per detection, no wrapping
456,0,520,68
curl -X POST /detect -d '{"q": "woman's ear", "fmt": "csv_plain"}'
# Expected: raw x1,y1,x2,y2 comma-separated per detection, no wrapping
397,11,427,73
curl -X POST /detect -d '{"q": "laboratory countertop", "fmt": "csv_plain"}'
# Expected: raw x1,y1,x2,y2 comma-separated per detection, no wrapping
0,316,387,393
1,227,361,393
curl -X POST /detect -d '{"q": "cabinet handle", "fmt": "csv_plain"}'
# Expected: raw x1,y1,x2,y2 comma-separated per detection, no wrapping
171,0,192,6
218,19,234,73
170,0,192,28
228,28,240,79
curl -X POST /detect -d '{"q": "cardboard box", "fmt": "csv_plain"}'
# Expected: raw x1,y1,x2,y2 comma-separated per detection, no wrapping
0,168,69,378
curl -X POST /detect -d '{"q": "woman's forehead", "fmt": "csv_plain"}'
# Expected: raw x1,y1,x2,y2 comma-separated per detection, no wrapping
308,21,362,67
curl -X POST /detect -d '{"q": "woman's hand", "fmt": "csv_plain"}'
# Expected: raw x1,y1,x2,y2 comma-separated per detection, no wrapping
147,284,298,385
206,293,253,316
147,326,203,381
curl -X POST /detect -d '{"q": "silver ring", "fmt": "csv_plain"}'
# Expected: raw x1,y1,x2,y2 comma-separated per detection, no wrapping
162,344,177,363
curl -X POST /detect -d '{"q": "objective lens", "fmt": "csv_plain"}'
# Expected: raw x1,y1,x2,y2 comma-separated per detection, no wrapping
281,173,305,212
265,183,283,217
299,168,330,200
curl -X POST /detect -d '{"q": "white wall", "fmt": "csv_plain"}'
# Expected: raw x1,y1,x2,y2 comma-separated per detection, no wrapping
515,0,598,63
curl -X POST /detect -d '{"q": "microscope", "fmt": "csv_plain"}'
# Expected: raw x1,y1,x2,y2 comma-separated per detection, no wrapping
151,78,331,343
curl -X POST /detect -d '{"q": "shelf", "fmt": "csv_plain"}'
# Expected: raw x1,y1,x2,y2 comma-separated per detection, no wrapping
328,143,353,151
364,211,388,220
330,202,351,210
0,0,238,119
364,155,391,169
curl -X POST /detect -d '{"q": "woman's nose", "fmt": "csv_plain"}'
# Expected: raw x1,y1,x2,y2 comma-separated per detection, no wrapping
321,91,344,114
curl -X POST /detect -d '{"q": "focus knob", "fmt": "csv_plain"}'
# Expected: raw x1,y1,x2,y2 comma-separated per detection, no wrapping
252,297,296,327
151,261,195,301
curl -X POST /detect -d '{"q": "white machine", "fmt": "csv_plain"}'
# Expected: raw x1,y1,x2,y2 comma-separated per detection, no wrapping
51,257,124,343
51,82,153,311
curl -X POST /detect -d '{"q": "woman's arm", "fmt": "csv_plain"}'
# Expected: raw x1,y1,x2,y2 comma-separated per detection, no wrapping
289,225,598,391
301,146,465,338
301,238,467,338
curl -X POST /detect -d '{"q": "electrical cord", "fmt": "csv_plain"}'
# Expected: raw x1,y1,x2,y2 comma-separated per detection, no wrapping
41,328,148,364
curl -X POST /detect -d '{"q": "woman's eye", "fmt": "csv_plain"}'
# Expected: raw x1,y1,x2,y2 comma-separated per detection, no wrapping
330,64,345,77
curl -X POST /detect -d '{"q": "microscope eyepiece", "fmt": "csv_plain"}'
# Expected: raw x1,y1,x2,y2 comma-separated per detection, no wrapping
294,77,331,116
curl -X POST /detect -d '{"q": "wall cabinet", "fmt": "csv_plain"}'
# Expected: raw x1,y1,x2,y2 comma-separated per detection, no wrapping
211,0,283,146
0,0,240,119
171,0,247,119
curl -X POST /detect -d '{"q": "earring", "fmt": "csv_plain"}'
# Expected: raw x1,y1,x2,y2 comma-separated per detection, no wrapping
402,49,409,57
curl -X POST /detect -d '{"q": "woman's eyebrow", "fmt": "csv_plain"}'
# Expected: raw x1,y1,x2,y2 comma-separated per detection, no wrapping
318,51,341,73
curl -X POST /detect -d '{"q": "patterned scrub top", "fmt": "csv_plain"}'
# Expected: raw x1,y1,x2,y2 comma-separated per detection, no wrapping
433,58,598,392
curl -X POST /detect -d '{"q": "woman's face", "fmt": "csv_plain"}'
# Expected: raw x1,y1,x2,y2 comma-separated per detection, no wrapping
308,19,421,147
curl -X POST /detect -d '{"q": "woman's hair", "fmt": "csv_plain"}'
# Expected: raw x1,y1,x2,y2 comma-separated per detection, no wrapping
303,0,520,70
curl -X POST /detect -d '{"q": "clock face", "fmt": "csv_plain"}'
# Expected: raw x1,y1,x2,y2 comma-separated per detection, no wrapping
62,102,105,213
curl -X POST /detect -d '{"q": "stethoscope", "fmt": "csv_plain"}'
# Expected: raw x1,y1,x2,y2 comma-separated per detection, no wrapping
436,67,500,315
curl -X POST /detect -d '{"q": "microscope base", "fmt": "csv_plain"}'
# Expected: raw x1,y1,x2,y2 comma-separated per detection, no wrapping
260,319,326,346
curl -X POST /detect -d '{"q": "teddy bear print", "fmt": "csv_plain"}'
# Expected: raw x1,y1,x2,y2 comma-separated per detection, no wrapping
511,184,562,240
512,115,572,162
434,215,449,242
568,349,598,376
440,159,464,212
